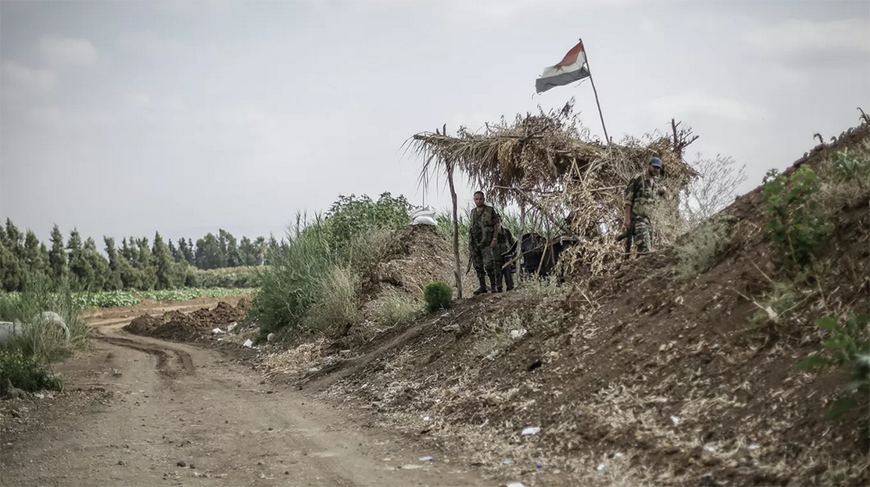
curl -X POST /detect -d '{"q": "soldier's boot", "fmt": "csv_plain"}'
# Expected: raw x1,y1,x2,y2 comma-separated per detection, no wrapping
489,273,502,293
473,273,488,295
504,270,514,291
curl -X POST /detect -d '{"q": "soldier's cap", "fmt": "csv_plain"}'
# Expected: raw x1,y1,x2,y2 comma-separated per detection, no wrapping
649,157,663,168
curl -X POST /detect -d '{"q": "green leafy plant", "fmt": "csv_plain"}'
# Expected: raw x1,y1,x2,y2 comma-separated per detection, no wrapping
762,166,833,270
423,281,453,312
831,147,870,191
0,349,63,392
797,313,870,419
675,219,734,278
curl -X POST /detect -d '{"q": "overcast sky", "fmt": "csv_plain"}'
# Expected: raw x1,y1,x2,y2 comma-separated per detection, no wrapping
1,0,868,245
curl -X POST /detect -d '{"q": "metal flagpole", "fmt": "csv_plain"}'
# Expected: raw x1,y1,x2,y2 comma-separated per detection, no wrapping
580,38,610,145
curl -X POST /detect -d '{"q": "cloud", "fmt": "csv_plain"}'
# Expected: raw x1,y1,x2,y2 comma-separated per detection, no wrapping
117,31,184,54
124,93,151,107
40,37,99,66
1,60,56,93
742,18,869,62
647,94,767,123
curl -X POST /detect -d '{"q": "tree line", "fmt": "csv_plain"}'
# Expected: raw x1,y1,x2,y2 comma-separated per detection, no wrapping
0,218,281,292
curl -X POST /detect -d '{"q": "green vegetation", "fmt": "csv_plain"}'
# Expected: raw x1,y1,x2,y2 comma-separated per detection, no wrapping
250,193,412,337
831,146,870,191
762,166,833,270
423,281,453,312
0,277,88,392
0,218,273,293
675,219,734,278
797,313,870,419
0,350,63,392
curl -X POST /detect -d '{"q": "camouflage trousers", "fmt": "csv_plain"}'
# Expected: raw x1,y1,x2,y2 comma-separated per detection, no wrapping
471,242,499,280
632,217,653,255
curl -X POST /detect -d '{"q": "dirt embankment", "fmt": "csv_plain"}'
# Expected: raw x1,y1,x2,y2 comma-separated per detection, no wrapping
125,298,251,342
274,124,870,487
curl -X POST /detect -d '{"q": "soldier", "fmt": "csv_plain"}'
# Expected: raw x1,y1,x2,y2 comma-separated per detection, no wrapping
469,191,502,294
623,157,666,256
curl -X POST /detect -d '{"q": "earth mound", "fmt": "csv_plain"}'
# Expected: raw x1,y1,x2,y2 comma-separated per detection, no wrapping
124,299,251,342
305,122,870,486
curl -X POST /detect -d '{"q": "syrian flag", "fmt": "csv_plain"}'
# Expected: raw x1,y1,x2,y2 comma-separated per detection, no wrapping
535,41,591,94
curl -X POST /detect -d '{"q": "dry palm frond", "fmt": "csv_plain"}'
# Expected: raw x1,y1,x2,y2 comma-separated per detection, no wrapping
409,100,699,276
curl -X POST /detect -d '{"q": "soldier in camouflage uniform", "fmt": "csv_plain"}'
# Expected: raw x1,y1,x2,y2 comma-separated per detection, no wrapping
469,191,502,294
623,157,666,256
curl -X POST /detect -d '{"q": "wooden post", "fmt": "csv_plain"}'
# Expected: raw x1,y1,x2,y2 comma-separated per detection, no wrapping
446,162,462,299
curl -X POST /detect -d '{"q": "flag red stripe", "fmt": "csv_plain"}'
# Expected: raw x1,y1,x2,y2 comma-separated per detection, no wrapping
553,41,585,68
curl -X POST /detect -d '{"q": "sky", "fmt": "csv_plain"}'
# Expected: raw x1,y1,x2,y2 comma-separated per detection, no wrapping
1,0,868,246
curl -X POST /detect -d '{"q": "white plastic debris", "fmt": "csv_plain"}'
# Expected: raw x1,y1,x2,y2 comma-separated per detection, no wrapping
510,328,528,340
505,483,526,487
521,426,541,436
748,444,760,450
419,456,435,462
670,415,681,426
308,367,320,373
704,445,717,453
613,452,624,459
243,339,253,348
211,327,224,334
422,416,431,422
596,463,610,474
502,459,514,464
401,464,423,470
267,333,275,342
227,322,238,332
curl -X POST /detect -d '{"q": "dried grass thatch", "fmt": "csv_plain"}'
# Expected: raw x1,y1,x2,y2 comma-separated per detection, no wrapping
410,100,699,275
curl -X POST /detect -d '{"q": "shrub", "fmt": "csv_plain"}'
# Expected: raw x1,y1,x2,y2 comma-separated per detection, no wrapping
797,313,870,419
0,349,63,391
762,167,833,270
424,281,453,312
831,147,870,191
675,219,734,278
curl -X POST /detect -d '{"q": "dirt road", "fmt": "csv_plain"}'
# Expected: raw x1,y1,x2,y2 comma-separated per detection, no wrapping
0,300,491,487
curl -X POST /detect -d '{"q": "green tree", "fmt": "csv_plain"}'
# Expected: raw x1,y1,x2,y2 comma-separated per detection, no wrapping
254,236,267,266
67,229,94,290
135,237,157,290
178,238,195,265
168,239,179,262
4,218,23,261
153,232,183,289
195,233,223,270
0,239,21,291
239,236,258,266
48,225,68,281
23,230,48,275
218,229,241,268
84,237,109,291
103,237,124,291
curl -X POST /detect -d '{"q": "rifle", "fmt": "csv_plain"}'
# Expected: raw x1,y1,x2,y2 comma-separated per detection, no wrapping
465,252,473,275
616,221,635,257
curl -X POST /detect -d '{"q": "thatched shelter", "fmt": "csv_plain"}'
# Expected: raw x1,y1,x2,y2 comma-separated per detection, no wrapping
411,101,698,278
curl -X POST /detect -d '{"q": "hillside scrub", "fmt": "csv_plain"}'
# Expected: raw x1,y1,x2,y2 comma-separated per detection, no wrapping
0,276,88,391
249,193,415,338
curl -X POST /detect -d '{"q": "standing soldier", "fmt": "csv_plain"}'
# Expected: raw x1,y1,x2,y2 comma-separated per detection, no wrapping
623,157,666,256
469,191,502,294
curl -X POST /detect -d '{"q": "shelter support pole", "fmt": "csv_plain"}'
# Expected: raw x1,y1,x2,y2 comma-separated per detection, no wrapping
447,162,462,299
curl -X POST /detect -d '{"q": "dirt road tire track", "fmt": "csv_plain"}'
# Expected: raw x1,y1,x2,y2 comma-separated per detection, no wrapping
0,299,493,487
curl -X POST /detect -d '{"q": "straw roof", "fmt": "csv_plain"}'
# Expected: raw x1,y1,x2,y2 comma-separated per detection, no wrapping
410,100,700,274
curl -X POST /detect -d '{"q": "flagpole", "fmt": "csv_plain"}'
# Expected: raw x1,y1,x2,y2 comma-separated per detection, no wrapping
580,38,610,145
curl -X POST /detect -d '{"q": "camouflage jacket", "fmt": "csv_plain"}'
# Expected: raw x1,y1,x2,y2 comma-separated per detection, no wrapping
623,172,659,219
469,205,501,244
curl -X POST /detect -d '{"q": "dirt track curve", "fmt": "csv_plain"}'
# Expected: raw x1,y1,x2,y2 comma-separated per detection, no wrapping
0,300,490,487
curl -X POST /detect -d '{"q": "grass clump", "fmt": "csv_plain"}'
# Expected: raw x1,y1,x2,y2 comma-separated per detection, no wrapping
378,292,421,327
0,349,63,392
423,281,453,312
675,219,734,278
